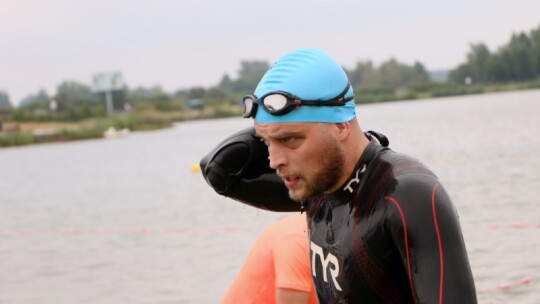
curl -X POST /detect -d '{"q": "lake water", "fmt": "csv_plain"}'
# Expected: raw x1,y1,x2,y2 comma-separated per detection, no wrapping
1,90,539,303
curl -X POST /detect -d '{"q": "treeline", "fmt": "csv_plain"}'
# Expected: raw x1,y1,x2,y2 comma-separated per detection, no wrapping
449,25,540,84
0,57,431,122
219,58,432,102
1,82,239,122
2,24,540,123
0,90,10,109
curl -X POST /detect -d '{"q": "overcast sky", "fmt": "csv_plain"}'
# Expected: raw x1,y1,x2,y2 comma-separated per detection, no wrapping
1,0,539,105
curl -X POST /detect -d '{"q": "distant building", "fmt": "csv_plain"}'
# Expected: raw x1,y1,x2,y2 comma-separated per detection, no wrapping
186,98,204,119
92,72,126,115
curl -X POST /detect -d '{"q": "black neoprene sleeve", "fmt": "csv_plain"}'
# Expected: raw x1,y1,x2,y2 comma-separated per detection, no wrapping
200,127,299,211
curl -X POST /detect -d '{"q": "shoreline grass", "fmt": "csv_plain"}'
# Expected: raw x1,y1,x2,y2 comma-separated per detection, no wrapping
1,83,539,148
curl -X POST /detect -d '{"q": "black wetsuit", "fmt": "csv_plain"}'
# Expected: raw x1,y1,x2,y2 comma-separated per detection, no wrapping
200,129,477,303
305,139,476,303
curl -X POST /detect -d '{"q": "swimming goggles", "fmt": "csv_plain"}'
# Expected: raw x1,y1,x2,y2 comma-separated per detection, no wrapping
242,83,353,118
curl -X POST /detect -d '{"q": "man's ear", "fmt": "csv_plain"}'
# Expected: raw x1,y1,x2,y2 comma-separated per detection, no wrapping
334,122,351,141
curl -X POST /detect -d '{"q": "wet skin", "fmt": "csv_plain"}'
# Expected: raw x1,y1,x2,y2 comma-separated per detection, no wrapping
254,122,346,202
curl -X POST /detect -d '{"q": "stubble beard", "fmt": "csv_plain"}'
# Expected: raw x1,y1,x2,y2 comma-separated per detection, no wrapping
288,143,345,202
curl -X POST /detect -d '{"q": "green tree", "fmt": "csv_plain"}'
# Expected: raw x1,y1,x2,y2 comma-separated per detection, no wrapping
346,61,379,88
203,87,227,106
54,81,97,112
19,89,50,109
469,43,493,82
530,26,540,76
504,33,535,81
379,58,405,88
411,62,430,84
449,43,493,84
126,86,177,112
51,81,106,120
0,90,11,109
187,87,206,99
450,24,540,84
449,63,474,84
219,60,270,93
347,59,429,89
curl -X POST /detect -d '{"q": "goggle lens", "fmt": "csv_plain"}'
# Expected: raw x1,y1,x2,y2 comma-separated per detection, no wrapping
242,96,256,118
262,94,289,112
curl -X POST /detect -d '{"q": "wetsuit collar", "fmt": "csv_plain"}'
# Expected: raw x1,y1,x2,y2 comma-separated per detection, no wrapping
325,138,381,204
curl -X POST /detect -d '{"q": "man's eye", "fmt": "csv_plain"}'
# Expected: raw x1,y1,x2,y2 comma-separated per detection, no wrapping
281,137,296,143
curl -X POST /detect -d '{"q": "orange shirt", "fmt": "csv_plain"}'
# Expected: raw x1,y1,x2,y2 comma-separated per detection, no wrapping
221,213,317,304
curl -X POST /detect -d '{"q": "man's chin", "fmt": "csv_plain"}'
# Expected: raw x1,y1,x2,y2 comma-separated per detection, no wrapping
288,187,319,202
288,189,306,202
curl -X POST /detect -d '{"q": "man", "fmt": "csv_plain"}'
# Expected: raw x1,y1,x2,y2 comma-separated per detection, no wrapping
201,48,477,303
221,213,317,304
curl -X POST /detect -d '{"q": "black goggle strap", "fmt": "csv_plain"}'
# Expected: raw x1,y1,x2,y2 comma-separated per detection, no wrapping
299,82,353,106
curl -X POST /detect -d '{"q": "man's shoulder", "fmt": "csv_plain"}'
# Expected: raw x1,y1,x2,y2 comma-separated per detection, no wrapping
375,149,446,202
358,148,439,202
375,148,436,180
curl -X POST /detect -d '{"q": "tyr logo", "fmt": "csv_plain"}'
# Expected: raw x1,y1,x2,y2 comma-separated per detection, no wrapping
343,165,366,193
310,241,342,291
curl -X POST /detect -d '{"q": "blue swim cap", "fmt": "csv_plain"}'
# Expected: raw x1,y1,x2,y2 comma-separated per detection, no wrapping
253,48,355,124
